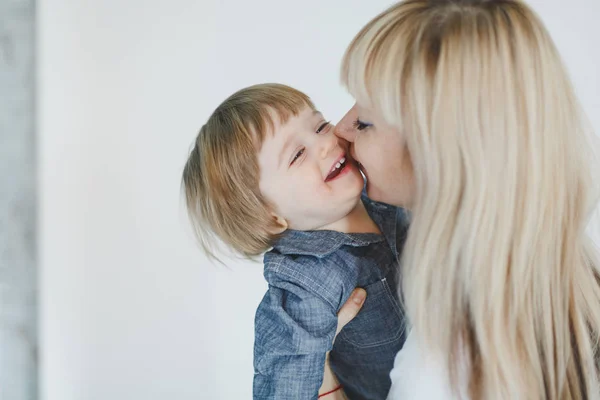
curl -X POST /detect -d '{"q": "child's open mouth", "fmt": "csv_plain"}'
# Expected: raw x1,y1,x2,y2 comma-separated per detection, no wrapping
324,156,348,182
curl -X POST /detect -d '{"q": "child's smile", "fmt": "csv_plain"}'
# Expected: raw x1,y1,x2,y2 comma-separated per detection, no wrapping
325,154,349,182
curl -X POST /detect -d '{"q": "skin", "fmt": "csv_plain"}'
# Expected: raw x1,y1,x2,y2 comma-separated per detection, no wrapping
257,105,379,234
334,103,415,209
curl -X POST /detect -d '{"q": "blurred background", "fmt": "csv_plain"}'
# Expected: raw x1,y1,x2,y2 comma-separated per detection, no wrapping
1,0,599,399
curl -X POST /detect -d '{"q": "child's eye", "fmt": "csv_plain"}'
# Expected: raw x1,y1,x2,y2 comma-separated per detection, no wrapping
353,119,372,131
290,148,305,165
316,121,331,134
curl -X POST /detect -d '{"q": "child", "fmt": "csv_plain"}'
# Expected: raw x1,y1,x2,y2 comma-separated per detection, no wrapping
182,83,409,399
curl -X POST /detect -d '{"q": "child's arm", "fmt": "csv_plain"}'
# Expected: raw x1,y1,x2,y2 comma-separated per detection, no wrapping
253,280,337,400
253,253,360,400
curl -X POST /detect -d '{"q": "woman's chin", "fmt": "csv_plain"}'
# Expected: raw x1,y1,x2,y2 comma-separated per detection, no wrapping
365,184,383,203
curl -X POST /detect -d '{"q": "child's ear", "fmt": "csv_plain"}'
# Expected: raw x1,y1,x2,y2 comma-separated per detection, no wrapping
271,213,288,233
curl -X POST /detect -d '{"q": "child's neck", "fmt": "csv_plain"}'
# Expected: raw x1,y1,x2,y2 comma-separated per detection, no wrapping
318,200,381,235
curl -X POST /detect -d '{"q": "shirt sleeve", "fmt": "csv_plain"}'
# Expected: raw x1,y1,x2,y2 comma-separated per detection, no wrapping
253,269,338,400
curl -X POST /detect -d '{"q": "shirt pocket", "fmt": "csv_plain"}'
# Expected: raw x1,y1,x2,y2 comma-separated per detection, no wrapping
337,277,406,348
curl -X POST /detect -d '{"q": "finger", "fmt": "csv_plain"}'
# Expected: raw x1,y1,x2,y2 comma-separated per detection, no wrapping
335,288,367,336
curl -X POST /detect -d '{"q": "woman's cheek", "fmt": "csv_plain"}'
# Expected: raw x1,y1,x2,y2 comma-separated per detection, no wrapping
354,135,371,165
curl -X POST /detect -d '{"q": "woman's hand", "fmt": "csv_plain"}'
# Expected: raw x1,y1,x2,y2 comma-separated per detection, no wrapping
335,288,367,336
318,288,367,399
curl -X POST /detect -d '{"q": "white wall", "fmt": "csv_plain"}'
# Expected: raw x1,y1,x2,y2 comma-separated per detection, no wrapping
38,1,600,399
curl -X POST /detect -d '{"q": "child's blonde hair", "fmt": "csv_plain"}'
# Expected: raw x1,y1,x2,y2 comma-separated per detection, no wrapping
182,83,314,258
342,0,600,399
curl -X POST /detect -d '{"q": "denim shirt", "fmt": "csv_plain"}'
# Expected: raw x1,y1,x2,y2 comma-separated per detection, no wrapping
253,195,410,400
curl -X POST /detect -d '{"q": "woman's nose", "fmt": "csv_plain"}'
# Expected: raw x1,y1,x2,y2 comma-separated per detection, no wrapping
334,104,359,143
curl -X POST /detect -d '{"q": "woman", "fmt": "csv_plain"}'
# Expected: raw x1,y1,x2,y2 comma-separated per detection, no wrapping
326,0,600,399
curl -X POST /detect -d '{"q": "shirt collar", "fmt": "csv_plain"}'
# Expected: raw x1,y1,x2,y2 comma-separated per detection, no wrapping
271,194,399,258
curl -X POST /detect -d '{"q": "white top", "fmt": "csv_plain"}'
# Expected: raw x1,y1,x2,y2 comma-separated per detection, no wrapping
388,330,600,400
387,331,465,400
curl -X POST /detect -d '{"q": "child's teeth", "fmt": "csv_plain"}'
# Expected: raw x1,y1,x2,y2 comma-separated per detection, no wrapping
329,157,347,174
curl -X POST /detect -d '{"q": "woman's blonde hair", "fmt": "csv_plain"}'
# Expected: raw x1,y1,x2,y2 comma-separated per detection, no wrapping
342,1,600,398
182,83,314,258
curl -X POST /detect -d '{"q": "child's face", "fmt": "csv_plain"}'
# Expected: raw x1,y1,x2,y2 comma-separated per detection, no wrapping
258,106,365,231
